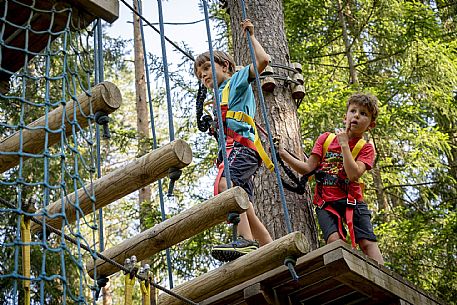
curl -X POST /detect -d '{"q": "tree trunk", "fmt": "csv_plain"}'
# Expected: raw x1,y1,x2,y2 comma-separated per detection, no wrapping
133,1,155,303
133,0,152,230
335,0,388,211
336,0,358,84
226,0,318,249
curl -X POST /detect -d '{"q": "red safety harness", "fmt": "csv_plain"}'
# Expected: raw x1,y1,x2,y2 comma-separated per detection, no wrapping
315,133,366,248
214,80,274,196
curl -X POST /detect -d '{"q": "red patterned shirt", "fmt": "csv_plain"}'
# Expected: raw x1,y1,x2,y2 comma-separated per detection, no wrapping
311,132,375,204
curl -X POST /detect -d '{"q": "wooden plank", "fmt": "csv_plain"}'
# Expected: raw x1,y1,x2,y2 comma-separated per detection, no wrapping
0,81,122,173
200,241,346,305
86,186,250,278
30,139,192,233
244,283,275,305
70,0,119,23
158,232,311,305
323,247,445,305
0,1,95,82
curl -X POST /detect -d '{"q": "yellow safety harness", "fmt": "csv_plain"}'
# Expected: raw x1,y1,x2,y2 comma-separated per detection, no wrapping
221,80,274,171
318,132,367,248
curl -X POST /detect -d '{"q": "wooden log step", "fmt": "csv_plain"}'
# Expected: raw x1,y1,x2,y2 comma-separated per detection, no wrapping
30,139,192,233
0,81,122,174
86,186,250,278
157,231,311,305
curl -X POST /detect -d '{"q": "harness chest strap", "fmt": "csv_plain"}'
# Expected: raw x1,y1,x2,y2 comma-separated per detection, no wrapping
319,132,366,249
221,81,274,172
213,80,274,197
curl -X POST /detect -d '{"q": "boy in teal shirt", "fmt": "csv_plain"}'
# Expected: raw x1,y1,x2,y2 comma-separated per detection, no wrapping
194,19,273,262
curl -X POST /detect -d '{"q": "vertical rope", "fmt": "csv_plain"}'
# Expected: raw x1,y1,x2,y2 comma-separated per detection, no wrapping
139,0,174,288
157,0,175,141
201,0,232,188
239,0,292,233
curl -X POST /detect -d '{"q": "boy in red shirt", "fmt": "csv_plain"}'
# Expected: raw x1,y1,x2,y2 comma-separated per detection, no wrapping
278,93,384,264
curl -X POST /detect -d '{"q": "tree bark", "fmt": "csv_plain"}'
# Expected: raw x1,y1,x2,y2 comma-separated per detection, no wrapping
133,0,152,231
226,0,318,249
133,1,155,303
336,0,358,84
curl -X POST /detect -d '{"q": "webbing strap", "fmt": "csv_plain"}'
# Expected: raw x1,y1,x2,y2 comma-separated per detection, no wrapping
221,80,230,106
226,110,274,171
20,216,31,305
124,275,136,305
351,138,366,159
140,281,151,305
323,133,366,160
322,133,336,159
220,80,274,171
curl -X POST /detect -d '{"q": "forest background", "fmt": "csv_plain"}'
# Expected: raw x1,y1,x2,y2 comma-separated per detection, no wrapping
0,0,456,304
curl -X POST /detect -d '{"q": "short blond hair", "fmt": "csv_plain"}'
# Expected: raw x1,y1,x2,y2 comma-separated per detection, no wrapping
347,93,379,121
194,50,236,77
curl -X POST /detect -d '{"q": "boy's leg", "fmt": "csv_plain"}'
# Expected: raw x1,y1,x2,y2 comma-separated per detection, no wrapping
326,232,343,244
316,205,345,244
359,239,384,265
218,177,254,240
245,201,272,246
354,202,384,264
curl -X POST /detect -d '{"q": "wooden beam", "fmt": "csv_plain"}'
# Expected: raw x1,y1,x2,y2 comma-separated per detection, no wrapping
71,0,119,23
0,81,122,173
86,186,250,278
30,139,192,234
157,231,311,305
323,246,444,305
244,283,275,305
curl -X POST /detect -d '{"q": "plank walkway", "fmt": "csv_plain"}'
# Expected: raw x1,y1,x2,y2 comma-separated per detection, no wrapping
199,240,446,305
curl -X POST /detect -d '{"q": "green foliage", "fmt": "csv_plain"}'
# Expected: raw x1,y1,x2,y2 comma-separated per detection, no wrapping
284,0,457,302
376,205,457,303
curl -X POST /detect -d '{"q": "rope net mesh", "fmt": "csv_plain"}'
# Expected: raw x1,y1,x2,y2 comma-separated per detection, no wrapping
0,1,100,303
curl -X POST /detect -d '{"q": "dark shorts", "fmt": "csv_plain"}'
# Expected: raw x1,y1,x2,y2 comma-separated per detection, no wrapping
316,199,377,243
218,142,260,201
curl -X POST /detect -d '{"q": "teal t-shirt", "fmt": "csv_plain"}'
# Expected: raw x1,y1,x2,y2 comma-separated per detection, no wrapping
218,65,256,142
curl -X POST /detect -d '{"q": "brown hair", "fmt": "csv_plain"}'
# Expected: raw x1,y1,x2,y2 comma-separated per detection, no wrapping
347,93,379,121
194,50,236,77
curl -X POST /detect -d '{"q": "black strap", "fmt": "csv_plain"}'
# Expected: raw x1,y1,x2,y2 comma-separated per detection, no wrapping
275,149,315,195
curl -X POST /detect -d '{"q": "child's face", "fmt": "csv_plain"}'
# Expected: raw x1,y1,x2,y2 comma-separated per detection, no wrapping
195,60,230,89
344,103,376,136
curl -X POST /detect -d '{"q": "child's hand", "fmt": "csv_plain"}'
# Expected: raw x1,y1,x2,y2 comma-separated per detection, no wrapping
273,137,286,157
241,19,254,36
335,126,349,148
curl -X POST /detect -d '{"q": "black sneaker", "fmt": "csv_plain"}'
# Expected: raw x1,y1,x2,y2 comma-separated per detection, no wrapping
211,237,259,262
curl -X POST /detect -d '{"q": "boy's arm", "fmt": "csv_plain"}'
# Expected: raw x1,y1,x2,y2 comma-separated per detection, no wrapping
336,127,367,181
241,19,270,78
278,143,320,175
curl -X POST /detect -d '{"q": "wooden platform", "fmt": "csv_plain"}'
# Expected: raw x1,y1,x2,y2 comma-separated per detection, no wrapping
199,240,445,305
0,0,118,92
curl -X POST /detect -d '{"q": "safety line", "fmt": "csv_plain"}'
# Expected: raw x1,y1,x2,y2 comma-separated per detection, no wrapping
118,0,194,61
239,0,293,233
201,0,232,188
137,0,174,288
0,198,199,305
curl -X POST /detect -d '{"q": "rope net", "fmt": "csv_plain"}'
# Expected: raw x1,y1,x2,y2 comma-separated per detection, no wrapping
0,1,100,303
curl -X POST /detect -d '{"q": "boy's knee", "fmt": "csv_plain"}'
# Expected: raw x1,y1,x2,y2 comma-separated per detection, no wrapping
326,232,341,244
358,239,375,251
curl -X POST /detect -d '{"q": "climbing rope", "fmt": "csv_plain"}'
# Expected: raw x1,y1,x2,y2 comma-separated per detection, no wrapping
0,3,99,303
118,0,194,61
202,0,232,189
239,0,293,233
135,0,175,288
0,198,199,305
